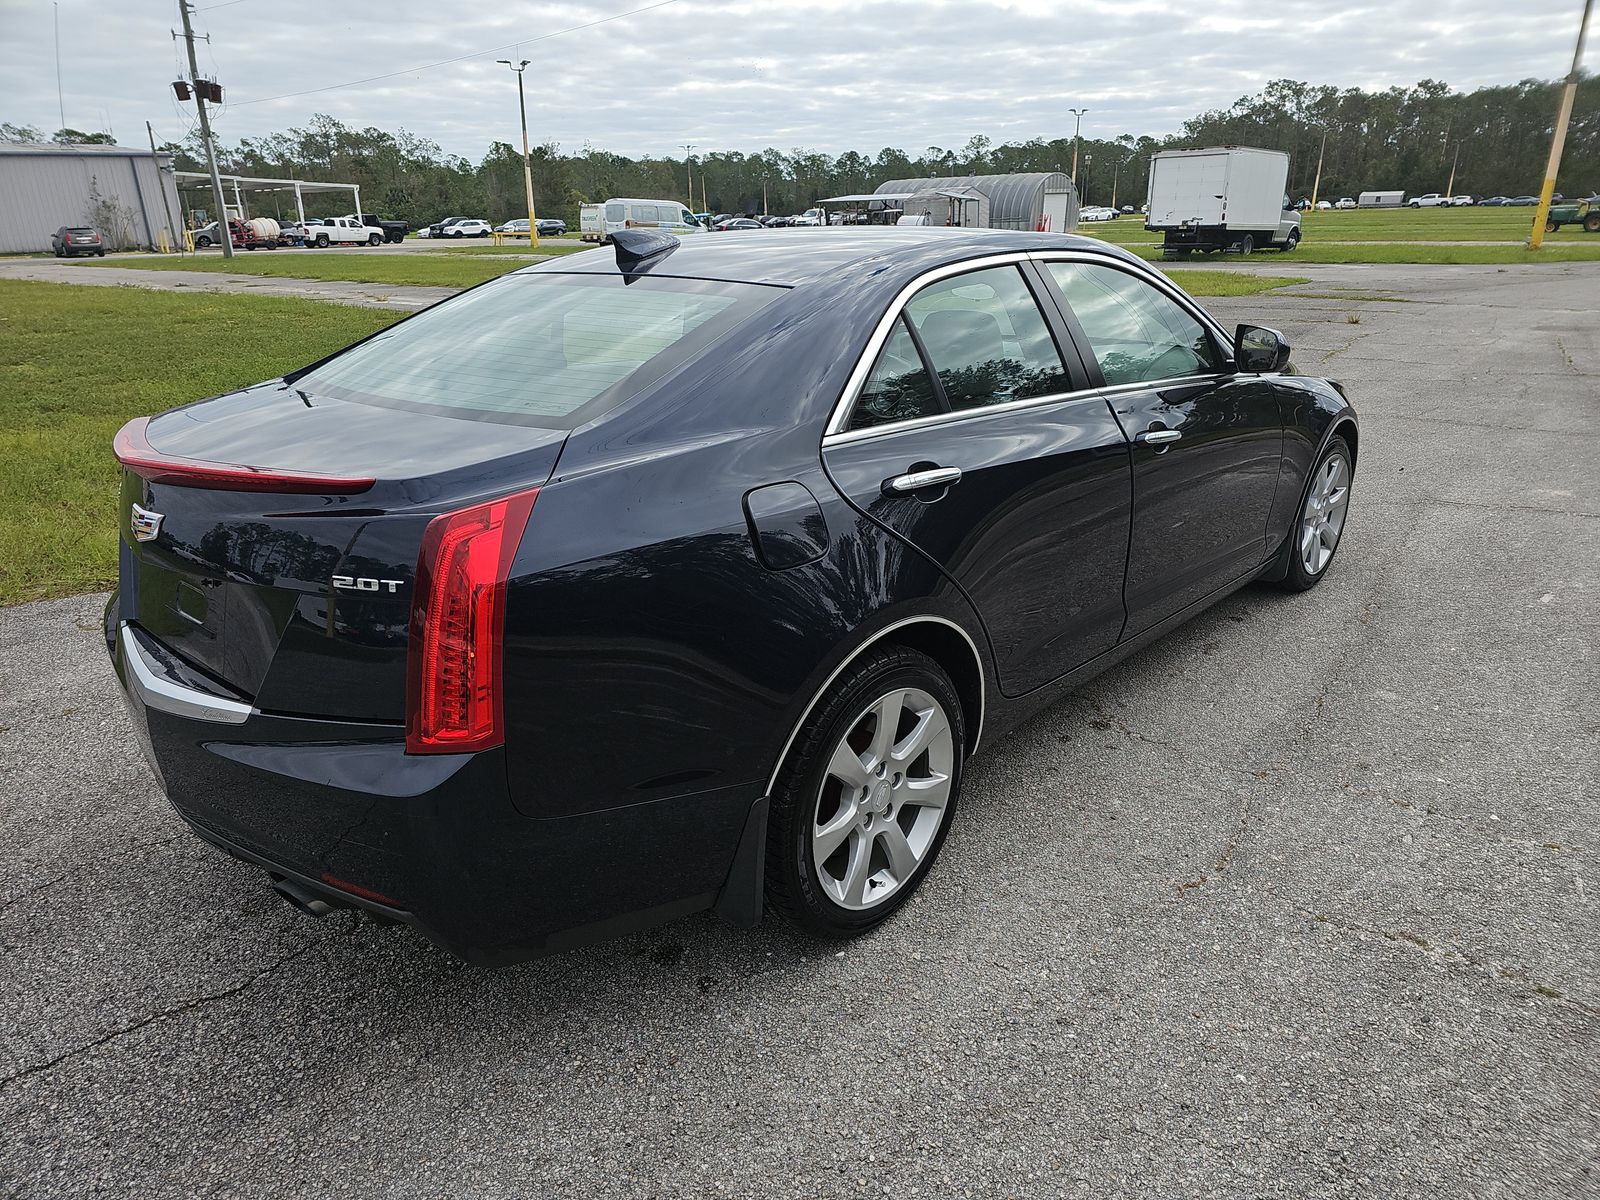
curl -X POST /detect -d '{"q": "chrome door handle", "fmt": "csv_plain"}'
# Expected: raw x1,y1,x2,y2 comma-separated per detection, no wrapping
884,466,963,495
1135,429,1182,445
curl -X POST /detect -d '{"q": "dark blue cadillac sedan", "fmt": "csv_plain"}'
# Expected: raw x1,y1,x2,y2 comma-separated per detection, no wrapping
107,227,1357,964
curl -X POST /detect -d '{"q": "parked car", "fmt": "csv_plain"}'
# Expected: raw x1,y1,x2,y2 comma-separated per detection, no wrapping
1314,200,1333,211
1479,196,1509,206
276,220,308,246
536,218,567,236
764,214,795,227
1450,196,1474,207
1334,198,1357,210
1507,196,1539,206
1408,193,1451,208
352,213,408,243
426,217,463,238
107,226,1360,964
496,219,530,234
714,217,763,231
1119,205,1135,214
1078,205,1118,222
303,216,385,247
52,225,104,257
441,218,492,238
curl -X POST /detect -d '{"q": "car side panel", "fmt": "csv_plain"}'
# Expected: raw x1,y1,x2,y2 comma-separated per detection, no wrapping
1265,376,1358,553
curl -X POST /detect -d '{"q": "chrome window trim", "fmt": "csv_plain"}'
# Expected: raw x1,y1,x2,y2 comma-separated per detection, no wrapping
119,622,253,725
821,248,1241,444
764,616,985,795
824,389,1113,447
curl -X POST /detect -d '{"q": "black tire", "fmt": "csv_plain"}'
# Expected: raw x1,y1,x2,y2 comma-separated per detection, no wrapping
1238,234,1255,256
1271,434,1354,592
1410,201,1421,208
315,234,329,248
96,249,105,257
1584,213,1600,233
195,235,212,248
766,644,965,938
367,233,381,246
1546,219,1560,233
1281,229,1300,252
54,245,64,257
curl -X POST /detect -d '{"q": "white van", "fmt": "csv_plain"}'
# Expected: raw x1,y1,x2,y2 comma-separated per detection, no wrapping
596,198,705,241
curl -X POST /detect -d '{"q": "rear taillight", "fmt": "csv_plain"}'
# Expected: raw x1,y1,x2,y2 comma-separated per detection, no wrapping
113,416,375,493
405,487,540,755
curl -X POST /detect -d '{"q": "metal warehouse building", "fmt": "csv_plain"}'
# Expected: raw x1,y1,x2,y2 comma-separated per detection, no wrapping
874,172,1080,233
0,143,183,254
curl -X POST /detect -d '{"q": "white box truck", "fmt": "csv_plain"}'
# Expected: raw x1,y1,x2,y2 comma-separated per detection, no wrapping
1145,147,1299,257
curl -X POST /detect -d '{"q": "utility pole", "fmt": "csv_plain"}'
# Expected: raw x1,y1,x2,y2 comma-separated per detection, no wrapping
1444,140,1461,199
683,143,694,211
1531,0,1594,248
53,2,66,132
147,121,180,254
1310,127,1328,211
1111,157,1120,210
496,59,539,249
1068,108,1089,187
176,0,232,258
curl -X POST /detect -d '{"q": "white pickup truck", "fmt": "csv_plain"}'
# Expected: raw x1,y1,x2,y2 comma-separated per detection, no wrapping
303,216,386,247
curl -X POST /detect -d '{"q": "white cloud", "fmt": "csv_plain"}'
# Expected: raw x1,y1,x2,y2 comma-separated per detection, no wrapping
0,0,1586,160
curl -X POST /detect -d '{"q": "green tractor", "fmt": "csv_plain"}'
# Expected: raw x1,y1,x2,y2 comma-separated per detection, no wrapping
1545,197,1600,233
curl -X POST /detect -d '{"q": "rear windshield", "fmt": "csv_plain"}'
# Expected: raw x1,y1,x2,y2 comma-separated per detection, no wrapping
291,271,780,427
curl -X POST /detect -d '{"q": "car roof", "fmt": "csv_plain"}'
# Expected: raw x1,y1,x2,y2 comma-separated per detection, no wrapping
527,226,1144,288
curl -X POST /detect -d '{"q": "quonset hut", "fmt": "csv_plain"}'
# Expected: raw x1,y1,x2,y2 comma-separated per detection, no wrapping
872,172,1080,232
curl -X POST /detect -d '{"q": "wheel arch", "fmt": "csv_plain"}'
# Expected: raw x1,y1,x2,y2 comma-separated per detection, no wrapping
1329,415,1359,468
763,615,988,797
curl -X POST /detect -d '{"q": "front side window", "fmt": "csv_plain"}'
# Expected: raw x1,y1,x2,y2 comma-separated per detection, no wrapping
1045,262,1220,387
292,273,778,427
901,266,1070,412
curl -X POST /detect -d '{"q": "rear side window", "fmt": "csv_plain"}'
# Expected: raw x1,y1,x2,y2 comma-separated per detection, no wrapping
851,316,941,430
1045,261,1219,386
293,272,780,427
901,266,1070,411
605,203,624,222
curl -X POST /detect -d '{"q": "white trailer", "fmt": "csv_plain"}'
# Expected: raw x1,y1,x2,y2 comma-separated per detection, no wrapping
1357,190,1405,208
1145,147,1299,257
579,203,605,243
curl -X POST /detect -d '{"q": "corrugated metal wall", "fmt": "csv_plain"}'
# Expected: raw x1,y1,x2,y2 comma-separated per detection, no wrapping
874,172,1080,232
0,146,183,254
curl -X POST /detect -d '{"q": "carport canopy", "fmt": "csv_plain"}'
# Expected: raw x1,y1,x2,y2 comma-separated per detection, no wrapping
173,171,362,226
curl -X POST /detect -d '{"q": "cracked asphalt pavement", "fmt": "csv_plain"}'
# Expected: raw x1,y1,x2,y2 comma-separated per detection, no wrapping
1,262,1596,1198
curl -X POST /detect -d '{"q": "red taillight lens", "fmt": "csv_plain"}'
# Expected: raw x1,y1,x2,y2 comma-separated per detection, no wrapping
405,487,540,755
113,416,375,493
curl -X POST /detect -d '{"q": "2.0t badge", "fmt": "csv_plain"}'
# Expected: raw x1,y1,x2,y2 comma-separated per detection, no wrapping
129,503,163,543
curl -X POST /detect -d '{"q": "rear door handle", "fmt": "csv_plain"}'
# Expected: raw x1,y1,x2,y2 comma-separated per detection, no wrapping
884,466,963,495
1135,429,1182,445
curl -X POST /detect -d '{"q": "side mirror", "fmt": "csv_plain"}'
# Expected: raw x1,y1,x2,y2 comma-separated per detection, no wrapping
1235,324,1291,373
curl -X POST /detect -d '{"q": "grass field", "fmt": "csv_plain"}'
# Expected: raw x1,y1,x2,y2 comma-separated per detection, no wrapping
0,281,401,605
1161,270,1307,295
74,246,580,288
1081,204,1600,262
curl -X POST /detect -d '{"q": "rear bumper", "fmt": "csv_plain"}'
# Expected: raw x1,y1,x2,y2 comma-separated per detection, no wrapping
107,603,757,965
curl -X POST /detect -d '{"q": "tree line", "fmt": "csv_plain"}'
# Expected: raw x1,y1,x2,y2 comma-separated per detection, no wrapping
6,73,1595,228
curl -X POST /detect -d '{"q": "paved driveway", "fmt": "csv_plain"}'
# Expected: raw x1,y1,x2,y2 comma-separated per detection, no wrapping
1,264,1595,1198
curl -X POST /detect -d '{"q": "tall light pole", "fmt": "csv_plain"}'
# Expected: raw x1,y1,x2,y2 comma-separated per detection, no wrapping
496,59,539,250
1444,139,1462,200
683,144,694,212
1530,0,1594,247
1068,107,1089,187
1309,127,1328,211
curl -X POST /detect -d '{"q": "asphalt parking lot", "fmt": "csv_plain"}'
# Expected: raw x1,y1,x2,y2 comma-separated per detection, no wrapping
1,262,1595,1198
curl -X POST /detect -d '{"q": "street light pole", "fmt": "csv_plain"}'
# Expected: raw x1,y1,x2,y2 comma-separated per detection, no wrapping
1310,127,1328,211
1444,140,1461,200
1068,108,1089,189
1531,0,1594,248
683,144,694,212
496,59,539,250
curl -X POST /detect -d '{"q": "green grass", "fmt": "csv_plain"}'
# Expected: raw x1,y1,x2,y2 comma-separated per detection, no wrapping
0,281,401,605
1123,241,1600,265
1080,204,1600,249
73,251,529,289
423,240,591,256
1159,270,1308,296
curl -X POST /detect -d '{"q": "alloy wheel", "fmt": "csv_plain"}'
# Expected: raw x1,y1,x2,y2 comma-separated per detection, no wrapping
1300,451,1351,575
811,687,954,911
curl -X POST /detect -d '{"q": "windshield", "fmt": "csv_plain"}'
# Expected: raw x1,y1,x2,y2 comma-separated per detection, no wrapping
291,271,781,428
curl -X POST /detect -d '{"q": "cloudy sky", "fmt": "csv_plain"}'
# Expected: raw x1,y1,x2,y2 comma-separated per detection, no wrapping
0,0,1588,160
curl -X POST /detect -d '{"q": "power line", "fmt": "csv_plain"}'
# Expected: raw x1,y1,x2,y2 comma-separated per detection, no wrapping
234,0,682,107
